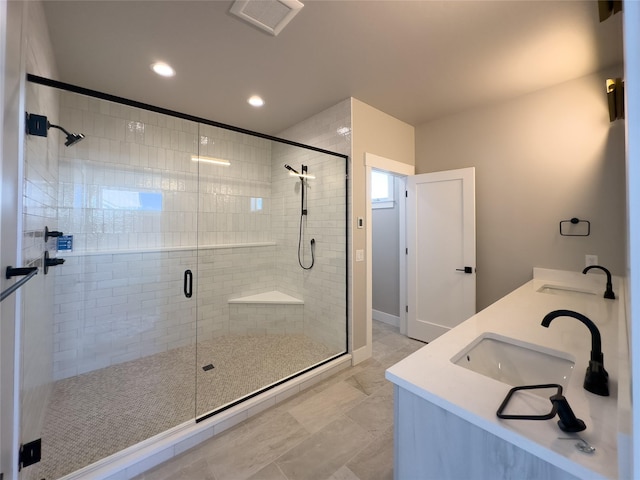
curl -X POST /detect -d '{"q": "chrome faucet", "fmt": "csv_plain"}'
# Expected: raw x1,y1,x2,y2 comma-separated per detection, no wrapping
582,265,615,299
541,310,609,396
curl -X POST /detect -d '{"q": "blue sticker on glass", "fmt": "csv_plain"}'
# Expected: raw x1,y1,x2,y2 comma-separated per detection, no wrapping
57,235,73,252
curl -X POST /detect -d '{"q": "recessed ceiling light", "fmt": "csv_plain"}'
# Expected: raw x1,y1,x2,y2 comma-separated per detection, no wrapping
248,95,265,107
151,62,176,77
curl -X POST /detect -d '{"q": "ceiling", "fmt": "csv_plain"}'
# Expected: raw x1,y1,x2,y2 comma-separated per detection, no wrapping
41,0,623,136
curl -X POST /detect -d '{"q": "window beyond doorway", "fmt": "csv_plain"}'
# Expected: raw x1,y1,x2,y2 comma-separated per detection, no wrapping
371,170,394,209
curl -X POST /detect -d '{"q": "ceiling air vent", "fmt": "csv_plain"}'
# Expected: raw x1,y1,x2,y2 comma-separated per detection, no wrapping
230,0,304,36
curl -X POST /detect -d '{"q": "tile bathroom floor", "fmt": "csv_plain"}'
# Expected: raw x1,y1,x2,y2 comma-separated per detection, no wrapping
135,320,425,480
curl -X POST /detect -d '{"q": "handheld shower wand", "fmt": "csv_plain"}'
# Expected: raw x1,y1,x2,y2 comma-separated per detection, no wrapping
284,164,300,176
284,164,315,269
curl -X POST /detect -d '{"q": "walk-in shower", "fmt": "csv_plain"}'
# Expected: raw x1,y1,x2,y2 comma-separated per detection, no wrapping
19,76,348,479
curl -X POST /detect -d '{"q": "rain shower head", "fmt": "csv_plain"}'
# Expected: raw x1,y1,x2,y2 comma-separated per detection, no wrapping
25,113,85,147
48,123,85,147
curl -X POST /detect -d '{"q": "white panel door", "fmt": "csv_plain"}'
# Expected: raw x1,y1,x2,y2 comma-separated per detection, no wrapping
407,167,476,342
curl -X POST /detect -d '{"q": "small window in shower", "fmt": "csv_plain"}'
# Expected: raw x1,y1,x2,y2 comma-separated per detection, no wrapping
250,197,263,212
102,188,163,211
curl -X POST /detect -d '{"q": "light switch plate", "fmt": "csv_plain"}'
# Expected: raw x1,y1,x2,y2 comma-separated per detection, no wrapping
356,249,364,262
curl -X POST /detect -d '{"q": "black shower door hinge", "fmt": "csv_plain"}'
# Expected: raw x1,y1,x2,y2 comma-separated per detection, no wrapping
18,438,41,470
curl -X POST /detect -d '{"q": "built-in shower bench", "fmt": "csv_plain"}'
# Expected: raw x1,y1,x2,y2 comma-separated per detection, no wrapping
228,291,304,334
228,290,304,305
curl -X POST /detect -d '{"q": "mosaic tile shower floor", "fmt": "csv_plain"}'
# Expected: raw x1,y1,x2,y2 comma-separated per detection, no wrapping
135,320,426,480
26,334,335,480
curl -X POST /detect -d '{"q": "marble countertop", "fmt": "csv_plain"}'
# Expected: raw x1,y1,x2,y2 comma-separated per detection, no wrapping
386,268,628,480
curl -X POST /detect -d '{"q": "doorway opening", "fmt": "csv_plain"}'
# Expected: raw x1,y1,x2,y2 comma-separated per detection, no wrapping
371,170,406,329
363,153,415,362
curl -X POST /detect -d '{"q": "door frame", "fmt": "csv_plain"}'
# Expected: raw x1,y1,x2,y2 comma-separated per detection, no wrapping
362,153,414,363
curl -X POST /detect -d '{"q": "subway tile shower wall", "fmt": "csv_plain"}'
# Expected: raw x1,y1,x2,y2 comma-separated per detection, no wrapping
52,92,349,379
276,100,351,352
57,94,272,251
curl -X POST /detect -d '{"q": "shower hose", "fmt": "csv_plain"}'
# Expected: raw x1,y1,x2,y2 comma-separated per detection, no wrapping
298,177,315,270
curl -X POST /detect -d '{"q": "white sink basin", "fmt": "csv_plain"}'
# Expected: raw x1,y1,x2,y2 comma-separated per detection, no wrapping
451,333,575,390
537,284,597,297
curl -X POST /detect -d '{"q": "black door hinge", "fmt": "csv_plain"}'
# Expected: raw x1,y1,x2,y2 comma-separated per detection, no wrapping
18,438,41,470
456,266,473,274
406,305,408,313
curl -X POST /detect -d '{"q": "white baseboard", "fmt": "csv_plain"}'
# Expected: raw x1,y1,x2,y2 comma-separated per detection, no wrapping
351,344,372,365
372,309,400,328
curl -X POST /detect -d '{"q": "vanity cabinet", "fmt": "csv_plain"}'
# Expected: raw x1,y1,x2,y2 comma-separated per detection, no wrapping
394,386,580,480
386,268,629,480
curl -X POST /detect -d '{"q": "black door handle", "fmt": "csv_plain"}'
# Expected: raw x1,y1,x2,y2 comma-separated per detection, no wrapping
184,269,193,298
456,266,473,274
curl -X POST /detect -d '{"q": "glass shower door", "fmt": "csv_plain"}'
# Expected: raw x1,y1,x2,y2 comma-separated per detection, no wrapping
194,124,280,417
19,83,201,479
194,125,348,419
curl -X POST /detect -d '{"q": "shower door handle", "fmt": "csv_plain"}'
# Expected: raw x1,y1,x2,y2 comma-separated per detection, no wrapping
184,269,193,298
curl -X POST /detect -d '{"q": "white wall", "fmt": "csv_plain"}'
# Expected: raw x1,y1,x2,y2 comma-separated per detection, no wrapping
351,99,415,353
416,68,626,310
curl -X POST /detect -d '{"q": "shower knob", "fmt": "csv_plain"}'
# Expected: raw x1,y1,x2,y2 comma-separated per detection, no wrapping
43,251,65,275
44,226,64,242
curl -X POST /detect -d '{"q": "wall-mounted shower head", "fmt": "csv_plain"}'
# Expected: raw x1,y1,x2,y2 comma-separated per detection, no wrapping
25,113,85,147
48,123,85,147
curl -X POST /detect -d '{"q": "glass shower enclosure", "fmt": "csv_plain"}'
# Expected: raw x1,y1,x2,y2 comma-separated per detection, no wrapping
20,78,348,479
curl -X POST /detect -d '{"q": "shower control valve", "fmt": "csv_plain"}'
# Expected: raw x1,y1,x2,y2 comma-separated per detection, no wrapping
43,251,65,275
44,226,64,242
